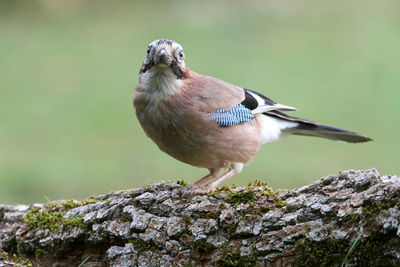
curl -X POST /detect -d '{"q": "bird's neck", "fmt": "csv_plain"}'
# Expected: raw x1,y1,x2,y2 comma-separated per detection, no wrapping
140,65,182,102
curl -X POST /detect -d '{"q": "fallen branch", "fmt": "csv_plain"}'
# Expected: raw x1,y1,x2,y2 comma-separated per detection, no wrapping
1,169,399,266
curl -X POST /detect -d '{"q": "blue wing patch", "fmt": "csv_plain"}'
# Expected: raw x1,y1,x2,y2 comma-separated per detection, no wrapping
209,104,255,127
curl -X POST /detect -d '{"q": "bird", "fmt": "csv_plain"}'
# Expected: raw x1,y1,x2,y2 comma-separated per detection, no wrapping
134,39,371,193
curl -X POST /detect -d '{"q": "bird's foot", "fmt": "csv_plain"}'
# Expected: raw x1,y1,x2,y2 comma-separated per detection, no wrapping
183,169,237,197
183,184,213,198
202,182,218,193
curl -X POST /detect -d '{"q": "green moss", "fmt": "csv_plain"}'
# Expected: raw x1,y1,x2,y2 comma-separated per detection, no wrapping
1,251,8,260
63,216,85,229
274,197,287,208
181,214,191,224
4,241,37,267
129,239,158,252
181,233,189,240
207,185,238,197
178,214,193,240
362,197,399,218
205,210,221,220
349,214,361,224
251,207,269,216
181,233,190,240
295,237,348,267
295,232,400,267
24,208,85,231
176,180,189,187
246,180,275,197
240,194,286,216
220,242,227,249
221,184,285,210
179,226,193,242
194,240,216,254
221,223,238,238
16,240,23,257
1,250,32,266
195,210,221,221
349,232,400,266
219,203,227,210
225,190,255,204
46,199,98,210
246,180,269,188
215,252,257,267
23,198,99,232
8,253,33,267
35,248,45,263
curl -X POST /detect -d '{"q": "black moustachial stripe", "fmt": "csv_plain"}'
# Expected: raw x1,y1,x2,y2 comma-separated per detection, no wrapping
141,60,154,74
171,61,183,79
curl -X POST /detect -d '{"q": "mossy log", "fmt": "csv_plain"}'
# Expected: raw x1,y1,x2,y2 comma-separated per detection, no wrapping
1,169,400,266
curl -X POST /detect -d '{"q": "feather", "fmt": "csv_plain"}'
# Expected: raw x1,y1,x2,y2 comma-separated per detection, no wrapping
209,104,255,127
265,110,372,143
241,89,297,115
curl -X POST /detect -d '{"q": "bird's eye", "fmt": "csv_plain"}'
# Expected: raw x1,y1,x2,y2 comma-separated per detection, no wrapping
178,51,185,60
147,48,151,54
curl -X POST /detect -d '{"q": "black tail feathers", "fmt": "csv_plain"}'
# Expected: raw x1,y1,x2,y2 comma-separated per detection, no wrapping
266,110,372,143
291,121,372,143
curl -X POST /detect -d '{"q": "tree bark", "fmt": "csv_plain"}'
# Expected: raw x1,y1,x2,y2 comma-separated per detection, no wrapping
1,168,399,266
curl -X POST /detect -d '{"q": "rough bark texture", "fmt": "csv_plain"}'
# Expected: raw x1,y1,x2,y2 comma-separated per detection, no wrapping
1,168,400,267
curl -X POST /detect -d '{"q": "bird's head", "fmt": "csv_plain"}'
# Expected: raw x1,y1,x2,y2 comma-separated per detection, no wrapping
140,39,188,79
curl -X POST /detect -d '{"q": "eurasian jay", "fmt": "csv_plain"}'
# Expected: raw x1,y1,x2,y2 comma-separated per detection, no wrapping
134,39,371,193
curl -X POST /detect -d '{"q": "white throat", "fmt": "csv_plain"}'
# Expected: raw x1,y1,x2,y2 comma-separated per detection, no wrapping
140,65,181,102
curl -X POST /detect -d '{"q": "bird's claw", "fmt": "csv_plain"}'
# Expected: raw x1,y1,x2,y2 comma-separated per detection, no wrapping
183,184,213,198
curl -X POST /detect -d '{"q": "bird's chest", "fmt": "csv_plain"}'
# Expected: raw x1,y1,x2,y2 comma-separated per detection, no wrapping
136,96,199,151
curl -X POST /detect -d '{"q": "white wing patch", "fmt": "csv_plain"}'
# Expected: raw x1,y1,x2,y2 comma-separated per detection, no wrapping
251,103,297,115
246,91,297,115
257,114,298,144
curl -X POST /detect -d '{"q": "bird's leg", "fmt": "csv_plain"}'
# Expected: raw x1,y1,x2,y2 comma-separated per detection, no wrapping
191,172,215,187
190,168,225,187
183,172,217,198
203,163,243,192
203,169,237,192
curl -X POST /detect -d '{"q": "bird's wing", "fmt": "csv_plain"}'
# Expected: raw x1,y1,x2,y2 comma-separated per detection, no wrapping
186,71,297,113
207,88,299,127
185,72,297,127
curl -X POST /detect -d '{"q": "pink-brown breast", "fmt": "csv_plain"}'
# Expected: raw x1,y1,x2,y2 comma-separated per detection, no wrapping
134,70,263,169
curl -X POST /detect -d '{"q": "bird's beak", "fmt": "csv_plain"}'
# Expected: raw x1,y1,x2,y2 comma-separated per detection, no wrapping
140,45,185,79
154,48,173,66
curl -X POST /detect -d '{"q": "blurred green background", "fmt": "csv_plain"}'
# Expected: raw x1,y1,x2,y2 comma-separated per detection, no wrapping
0,0,399,204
